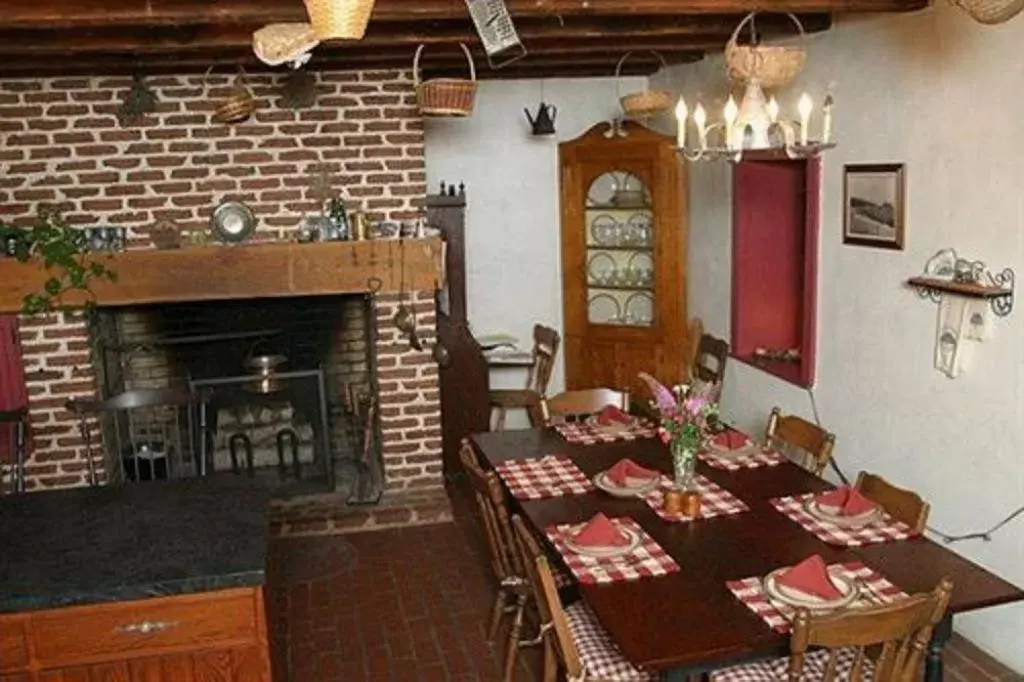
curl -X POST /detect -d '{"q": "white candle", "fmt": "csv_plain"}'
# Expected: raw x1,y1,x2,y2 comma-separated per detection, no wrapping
822,94,834,143
724,96,738,150
694,103,707,150
767,96,779,124
674,97,688,149
798,93,813,146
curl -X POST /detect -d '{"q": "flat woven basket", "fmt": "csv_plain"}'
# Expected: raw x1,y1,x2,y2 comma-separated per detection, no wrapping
303,0,375,40
207,68,258,125
253,23,320,67
616,51,673,119
949,0,1024,23
414,44,477,117
725,12,806,90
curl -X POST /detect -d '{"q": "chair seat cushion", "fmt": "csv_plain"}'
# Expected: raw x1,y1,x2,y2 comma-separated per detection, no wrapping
564,601,655,681
711,647,874,682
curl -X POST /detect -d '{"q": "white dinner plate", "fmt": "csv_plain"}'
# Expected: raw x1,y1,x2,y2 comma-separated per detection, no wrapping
763,567,859,611
564,525,642,558
804,498,883,529
594,471,660,498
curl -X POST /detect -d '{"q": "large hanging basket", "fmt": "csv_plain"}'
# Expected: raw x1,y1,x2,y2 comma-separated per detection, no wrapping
616,51,673,119
949,0,1024,23
414,44,477,117
725,12,806,90
303,0,375,40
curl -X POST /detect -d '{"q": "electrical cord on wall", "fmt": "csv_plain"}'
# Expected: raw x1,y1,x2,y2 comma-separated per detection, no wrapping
803,385,1023,545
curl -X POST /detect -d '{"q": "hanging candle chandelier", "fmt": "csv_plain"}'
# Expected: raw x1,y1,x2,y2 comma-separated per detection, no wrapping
674,12,835,163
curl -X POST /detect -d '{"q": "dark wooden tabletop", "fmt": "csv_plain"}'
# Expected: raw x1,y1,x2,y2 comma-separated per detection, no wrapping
470,428,1024,672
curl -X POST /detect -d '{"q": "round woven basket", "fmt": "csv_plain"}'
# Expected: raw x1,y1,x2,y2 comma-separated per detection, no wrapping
253,23,320,67
208,68,258,125
414,44,477,117
303,0,375,40
725,13,806,90
949,0,1024,23
616,52,673,119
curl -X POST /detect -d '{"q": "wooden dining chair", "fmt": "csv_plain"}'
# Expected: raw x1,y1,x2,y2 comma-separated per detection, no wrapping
857,471,931,535
459,442,552,682
765,407,835,477
490,324,561,431
693,332,729,388
540,388,630,426
511,515,654,682
711,578,953,682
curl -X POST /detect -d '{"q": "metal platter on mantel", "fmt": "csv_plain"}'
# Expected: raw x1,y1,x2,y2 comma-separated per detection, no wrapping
210,200,257,244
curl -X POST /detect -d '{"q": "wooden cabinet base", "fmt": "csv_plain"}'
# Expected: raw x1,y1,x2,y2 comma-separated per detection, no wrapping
0,587,271,682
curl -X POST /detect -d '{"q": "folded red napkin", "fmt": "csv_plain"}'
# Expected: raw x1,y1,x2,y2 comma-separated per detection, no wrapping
712,429,749,450
606,458,659,486
776,555,844,600
815,486,879,516
596,405,632,426
573,513,629,548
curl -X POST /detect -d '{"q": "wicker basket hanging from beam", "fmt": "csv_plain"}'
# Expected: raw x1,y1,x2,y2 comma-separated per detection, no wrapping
414,44,478,117
303,0,375,40
253,23,320,68
616,51,673,119
949,0,1024,23
724,12,806,90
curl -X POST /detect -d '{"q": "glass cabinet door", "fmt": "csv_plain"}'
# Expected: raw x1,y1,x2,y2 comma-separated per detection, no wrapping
585,171,654,327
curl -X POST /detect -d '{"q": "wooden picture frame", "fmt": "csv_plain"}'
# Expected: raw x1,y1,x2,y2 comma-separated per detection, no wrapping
843,163,905,250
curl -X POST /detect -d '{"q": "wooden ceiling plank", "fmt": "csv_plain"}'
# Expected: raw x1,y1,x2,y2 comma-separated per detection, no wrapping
0,0,925,29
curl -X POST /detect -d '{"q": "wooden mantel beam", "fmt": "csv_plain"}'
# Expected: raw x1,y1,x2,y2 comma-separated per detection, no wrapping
0,0,927,29
0,240,444,314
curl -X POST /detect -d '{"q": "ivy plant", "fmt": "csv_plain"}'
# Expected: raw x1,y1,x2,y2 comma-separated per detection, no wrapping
0,207,118,315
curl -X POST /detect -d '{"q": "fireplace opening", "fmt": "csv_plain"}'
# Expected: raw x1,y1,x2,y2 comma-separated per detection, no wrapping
87,294,383,502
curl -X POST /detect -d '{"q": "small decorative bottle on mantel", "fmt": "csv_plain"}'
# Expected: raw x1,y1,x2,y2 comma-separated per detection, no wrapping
326,196,349,241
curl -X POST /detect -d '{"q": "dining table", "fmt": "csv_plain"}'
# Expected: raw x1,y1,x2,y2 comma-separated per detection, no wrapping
470,427,1024,682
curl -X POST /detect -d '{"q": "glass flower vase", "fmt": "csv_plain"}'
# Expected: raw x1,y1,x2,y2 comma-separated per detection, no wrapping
670,438,698,492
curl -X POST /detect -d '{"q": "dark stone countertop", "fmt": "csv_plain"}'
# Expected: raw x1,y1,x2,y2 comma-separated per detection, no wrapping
0,476,275,614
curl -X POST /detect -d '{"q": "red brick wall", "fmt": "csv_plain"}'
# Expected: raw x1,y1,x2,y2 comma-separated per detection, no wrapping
0,69,440,492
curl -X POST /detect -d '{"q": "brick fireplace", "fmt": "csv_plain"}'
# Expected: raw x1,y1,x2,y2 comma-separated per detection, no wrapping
0,68,444,499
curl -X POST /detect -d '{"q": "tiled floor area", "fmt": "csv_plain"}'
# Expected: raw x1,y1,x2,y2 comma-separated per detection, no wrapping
267,482,1021,682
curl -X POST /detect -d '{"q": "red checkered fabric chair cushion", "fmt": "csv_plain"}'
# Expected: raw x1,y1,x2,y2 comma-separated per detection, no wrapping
563,601,655,681
711,647,874,682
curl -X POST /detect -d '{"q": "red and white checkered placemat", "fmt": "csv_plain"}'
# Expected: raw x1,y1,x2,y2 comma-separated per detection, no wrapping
640,475,750,522
727,561,907,633
554,419,658,445
771,493,918,547
494,455,595,500
545,516,680,585
699,448,785,471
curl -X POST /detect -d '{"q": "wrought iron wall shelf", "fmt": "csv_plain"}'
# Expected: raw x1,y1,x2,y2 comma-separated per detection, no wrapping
906,250,1014,317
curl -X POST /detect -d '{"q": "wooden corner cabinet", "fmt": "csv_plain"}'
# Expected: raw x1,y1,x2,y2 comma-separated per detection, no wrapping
559,121,688,395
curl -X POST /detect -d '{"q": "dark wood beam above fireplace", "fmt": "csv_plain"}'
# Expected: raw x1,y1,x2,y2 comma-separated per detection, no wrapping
0,0,924,79
0,240,444,314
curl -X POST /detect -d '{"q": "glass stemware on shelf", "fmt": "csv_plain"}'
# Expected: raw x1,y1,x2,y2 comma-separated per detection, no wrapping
585,171,655,327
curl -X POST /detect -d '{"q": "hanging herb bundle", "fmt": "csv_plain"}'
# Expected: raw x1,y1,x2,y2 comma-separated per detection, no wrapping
117,73,158,127
0,208,118,315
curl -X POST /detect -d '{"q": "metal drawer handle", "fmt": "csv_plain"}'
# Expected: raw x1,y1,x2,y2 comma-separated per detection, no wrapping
116,620,179,635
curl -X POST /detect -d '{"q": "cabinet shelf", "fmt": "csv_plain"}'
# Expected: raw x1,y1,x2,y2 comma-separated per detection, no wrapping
586,203,651,211
586,244,653,253
588,284,653,292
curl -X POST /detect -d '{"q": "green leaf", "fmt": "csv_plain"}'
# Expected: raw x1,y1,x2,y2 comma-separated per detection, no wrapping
44,277,62,296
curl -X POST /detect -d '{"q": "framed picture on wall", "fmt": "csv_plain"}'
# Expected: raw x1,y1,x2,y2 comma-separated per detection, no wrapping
843,163,905,250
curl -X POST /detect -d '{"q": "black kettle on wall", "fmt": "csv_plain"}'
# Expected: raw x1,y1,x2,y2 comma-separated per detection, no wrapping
524,102,557,136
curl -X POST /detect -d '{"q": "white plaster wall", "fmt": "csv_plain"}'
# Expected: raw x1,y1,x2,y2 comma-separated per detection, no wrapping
653,6,1024,670
424,77,644,425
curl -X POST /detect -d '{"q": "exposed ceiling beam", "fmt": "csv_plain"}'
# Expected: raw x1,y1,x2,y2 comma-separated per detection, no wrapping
0,0,927,29
0,14,830,55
